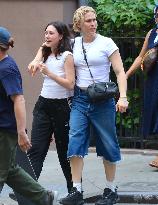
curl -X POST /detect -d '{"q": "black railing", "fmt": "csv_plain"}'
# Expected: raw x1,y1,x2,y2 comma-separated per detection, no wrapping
113,36,144,148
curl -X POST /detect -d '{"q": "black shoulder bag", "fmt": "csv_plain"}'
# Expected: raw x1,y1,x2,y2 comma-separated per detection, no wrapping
81,38,118,103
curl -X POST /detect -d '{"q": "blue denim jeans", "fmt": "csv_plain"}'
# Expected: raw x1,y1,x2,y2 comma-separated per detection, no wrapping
67,86,121,163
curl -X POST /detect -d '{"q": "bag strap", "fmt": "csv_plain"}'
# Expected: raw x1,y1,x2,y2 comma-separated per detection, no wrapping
71,38,75,49
82,38,95,83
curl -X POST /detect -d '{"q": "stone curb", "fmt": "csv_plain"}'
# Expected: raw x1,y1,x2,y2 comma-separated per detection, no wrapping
84,191,158,204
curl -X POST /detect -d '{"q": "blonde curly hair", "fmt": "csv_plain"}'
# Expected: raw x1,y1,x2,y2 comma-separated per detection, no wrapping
73,6,96,32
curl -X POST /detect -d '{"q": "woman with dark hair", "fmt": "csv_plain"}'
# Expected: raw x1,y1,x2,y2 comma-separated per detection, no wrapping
126,5,158,168
26,21,75,192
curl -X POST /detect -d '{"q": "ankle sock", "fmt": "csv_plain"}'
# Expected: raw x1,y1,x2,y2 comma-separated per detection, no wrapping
73,182,82,193
106,180,116,192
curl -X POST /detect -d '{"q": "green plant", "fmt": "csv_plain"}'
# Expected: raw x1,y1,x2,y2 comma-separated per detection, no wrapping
116,89,141,129
88,0,156,37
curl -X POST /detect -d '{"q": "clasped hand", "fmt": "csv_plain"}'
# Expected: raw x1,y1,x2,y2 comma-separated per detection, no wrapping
28,61,49,76
116,97,129,113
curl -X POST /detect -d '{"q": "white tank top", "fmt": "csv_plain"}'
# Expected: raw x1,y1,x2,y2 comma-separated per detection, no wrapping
40,51,74,99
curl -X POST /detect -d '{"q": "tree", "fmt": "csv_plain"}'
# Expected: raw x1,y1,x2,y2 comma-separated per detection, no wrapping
88,0,156,37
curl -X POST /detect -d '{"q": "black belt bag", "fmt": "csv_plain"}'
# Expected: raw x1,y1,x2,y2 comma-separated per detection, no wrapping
81,38,118,103
87,81,118,103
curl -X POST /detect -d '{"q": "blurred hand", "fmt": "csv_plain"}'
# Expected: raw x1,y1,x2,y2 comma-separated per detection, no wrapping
39,62,50,76
28,60,40,77
18,131,32,152
116,97,129,113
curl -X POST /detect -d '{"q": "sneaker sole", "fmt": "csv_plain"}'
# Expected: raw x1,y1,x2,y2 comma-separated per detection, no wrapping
52,191,58,205
106,196,120,205
95,196,119,205
77,200,84,205
59,199,84,205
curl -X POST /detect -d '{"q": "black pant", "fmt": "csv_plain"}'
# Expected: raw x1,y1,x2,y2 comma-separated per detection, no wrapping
27,96,72,192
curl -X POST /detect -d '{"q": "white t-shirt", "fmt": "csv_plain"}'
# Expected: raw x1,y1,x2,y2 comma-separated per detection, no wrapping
73,34,118,88
40,51,73,99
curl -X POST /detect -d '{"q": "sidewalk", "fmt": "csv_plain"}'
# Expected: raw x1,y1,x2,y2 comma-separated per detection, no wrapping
1,148,158,204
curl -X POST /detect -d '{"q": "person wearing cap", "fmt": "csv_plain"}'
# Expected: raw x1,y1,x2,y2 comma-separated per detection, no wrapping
0,26,58,205
126,6,158,168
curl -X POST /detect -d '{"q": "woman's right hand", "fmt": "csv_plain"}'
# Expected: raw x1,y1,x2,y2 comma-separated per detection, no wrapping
28,60,40,77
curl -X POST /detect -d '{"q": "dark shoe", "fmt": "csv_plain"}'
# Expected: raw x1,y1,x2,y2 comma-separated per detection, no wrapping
59,187,84,205
44,190,58,205
9,192,17,201
95,188,119,205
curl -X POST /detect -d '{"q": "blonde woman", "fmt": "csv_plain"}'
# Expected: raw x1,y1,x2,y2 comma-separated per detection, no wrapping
60,6,128,205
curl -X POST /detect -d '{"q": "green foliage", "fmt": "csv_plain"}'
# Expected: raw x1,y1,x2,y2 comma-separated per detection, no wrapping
88,0,156,36
116,89,141,129
117,54,142,130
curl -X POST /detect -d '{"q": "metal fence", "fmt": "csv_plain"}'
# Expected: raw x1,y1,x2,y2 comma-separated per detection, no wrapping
113,36,144,148
90,36,158,149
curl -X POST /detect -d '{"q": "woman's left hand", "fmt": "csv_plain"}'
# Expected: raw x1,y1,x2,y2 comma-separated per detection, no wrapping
116,97,129,113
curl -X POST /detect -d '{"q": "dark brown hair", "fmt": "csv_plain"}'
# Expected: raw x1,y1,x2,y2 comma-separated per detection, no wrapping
42,21,72,63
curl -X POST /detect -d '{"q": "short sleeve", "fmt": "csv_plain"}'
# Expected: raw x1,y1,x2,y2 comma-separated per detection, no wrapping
1,73,23,96
62,51,73,63
105,38,118,57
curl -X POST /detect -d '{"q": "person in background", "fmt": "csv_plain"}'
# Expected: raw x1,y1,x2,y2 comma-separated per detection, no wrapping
27,21,75,192
126,5,158,169
0,26,58,205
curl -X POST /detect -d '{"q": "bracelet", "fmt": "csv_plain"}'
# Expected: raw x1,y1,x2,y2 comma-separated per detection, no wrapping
120,96,127,98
